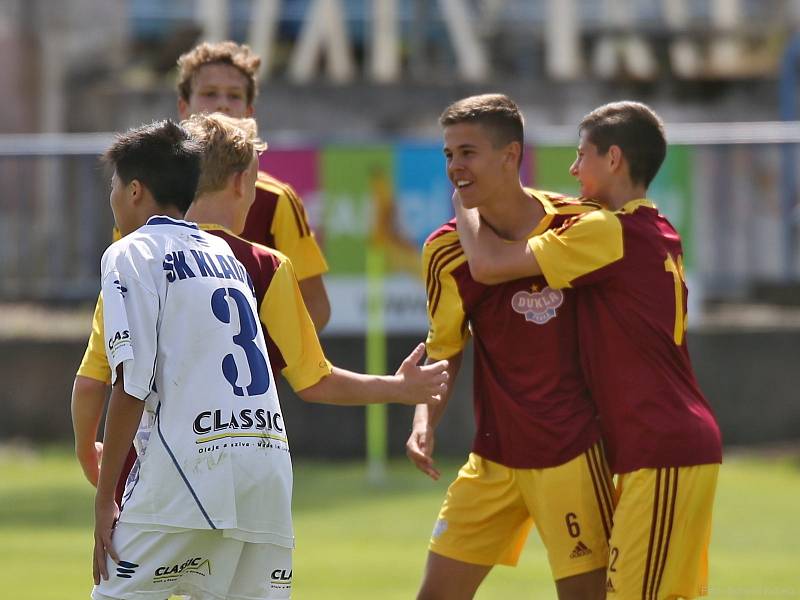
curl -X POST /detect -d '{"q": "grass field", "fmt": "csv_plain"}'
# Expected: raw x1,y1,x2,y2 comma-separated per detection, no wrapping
1,446,799,599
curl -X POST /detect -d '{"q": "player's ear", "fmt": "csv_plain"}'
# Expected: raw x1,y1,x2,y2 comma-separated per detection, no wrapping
504,141,522,170
177,97,190,120
128,179,144,204
607,145,623,172
232,170,246,197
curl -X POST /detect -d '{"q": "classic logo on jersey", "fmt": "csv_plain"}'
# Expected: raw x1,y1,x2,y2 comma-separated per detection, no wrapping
113,279,127,297
152,556,211,583
511,285,564,324
192,408,288,454
107,329,130,351
115,560,139,579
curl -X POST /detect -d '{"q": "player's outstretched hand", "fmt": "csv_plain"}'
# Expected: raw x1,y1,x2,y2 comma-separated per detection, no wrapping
93,496,120,584
394,343,448,406
406,424,440,480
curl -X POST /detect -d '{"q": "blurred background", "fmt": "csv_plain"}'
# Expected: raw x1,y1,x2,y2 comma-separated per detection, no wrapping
1,1,799,598
1,0,798,455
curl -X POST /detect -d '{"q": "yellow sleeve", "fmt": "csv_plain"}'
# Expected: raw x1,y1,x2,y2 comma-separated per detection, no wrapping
259,255,332,391
76,293,112,383
528,209,624,289
423,234,470,360
272,187,328,281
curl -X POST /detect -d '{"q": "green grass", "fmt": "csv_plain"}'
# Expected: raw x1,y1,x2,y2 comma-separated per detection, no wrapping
1,447,799,599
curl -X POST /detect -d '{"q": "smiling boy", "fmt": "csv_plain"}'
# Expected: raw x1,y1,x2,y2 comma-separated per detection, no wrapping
453,101,722,600
407,94,611,600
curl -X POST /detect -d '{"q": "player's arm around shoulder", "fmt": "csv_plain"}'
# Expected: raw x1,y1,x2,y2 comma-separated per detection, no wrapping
529,207,624,290
451,192,541,285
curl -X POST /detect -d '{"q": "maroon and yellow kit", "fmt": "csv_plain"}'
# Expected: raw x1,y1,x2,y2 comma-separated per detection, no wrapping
240,171,328,281
529,199,722,474
79,225,330,392
425,190,601,469
112,171,328,282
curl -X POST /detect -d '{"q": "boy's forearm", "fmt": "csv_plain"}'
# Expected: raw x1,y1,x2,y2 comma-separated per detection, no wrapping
71,375,107,456
419,353,461,429
298,275,331,331
297,367,400,406
455,204,541,284
96,382,144,501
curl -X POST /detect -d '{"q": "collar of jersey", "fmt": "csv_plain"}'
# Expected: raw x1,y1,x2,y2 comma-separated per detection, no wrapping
146,216,199,229
617,198,657,214
197,223,235,236
523,187,555,237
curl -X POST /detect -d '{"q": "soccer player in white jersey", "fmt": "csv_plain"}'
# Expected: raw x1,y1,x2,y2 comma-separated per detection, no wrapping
92,120,448,600
93,119,289,600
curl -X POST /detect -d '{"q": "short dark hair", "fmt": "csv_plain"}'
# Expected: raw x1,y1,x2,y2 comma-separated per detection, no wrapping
439,93,524,150
104,120,203,213
579,101,666,188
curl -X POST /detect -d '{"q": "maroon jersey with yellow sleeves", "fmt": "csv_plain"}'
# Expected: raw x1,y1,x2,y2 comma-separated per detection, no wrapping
240,171,328,281
529,199,722,474
203,225,331,392
424,189,601,469
81,225,331,393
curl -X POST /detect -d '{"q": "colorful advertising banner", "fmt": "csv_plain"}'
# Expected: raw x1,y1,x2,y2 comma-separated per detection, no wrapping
257,141,697,333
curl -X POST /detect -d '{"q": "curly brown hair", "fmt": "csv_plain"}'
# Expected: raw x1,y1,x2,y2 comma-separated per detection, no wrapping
176,41,262,105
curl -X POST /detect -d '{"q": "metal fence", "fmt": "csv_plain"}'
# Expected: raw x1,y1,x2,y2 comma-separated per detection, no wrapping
1,126,798,310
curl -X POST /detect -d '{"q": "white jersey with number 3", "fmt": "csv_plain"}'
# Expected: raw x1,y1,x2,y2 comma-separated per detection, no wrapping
101,216,293,548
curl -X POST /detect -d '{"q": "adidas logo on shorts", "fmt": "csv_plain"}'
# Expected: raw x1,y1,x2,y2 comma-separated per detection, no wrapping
569,540,592,559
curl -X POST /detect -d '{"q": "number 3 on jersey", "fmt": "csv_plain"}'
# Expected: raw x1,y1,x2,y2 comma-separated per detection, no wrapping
211,287,270,396
664,253,687,346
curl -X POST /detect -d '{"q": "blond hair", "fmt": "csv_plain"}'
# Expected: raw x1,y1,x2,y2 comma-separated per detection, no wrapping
181,113,266,196
176,41,261,105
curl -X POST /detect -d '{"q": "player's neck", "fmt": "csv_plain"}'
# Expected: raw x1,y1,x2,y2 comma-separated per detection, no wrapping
478,184,543,241
603,179,647,212
184,193,238,232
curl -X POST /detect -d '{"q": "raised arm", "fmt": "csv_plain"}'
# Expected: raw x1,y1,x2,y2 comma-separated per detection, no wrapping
452,191,542,284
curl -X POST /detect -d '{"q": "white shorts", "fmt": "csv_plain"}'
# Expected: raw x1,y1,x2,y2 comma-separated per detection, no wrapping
92,523,292,600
